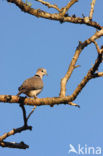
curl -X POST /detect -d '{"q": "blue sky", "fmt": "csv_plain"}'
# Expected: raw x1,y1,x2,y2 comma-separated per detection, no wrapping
0,0,103,155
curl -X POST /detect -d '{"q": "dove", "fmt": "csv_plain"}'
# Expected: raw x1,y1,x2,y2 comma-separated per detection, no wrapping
17,68,47,98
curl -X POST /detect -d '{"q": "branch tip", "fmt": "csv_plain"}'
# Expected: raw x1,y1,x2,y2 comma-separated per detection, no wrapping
74,65,81,69
89,0,96,20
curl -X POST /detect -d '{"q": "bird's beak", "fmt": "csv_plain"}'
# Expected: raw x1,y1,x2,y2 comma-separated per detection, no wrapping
45,71,48,76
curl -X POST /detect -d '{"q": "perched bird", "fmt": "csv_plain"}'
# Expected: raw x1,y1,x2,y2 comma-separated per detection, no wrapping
17,68,47,98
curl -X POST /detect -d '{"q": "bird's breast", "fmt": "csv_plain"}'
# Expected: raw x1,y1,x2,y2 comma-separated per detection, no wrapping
27,89,42,97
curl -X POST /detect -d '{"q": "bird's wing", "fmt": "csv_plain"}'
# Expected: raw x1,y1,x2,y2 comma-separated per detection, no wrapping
18,76,43,92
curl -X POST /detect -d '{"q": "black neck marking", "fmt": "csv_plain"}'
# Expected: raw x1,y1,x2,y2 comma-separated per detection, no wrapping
35,74,40,77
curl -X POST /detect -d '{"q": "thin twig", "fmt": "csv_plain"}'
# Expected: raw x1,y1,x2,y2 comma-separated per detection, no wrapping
60,0,78,16
74,65,81,69
27,106,37,121
35,0,60,12
50,100,80,108
68,102,80,108
92,40,100,53
89,0,96,20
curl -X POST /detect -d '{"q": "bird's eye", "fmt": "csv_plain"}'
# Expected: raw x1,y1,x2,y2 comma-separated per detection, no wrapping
42,70,44,72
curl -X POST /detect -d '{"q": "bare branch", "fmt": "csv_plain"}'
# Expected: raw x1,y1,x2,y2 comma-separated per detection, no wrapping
92,40,101,53
92,72,103,78
0,141,29,149
19,104,27,126
74,65,80,69
0,125,32,142
35,0,60,12
89,0,96,20
7,0,102,30
0,108,32,149
60,28,103,97
27,106,36,121
68,102,80,108
100,46,103,54
0,102,33,149
0,95,80,107
71,53,103,99
60,0,78,16
92,41,103,55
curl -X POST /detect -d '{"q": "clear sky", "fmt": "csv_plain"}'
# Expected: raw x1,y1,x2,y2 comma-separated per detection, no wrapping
0,0,103,155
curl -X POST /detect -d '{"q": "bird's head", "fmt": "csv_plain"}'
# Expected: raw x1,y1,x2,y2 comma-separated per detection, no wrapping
36,68,48,78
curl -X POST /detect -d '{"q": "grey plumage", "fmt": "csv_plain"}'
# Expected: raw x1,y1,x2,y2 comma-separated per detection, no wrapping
17,68,47,97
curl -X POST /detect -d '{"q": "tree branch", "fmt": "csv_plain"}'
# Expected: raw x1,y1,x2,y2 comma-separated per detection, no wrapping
0,101,34,149
60,0,78,16
7,0,102,29
19,104,27,126
89,0,96,20
71,53,103,99
0,95,78,106
27,106,36,121
68,102,80,108
0,125,32,149
0,125,32,142
92,72,103,78
35,0,60,12
59,28,103,97
0,141,29,149
92,40,101,53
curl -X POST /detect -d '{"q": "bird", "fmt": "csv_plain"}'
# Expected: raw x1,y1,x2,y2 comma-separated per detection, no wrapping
17,68,47,98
